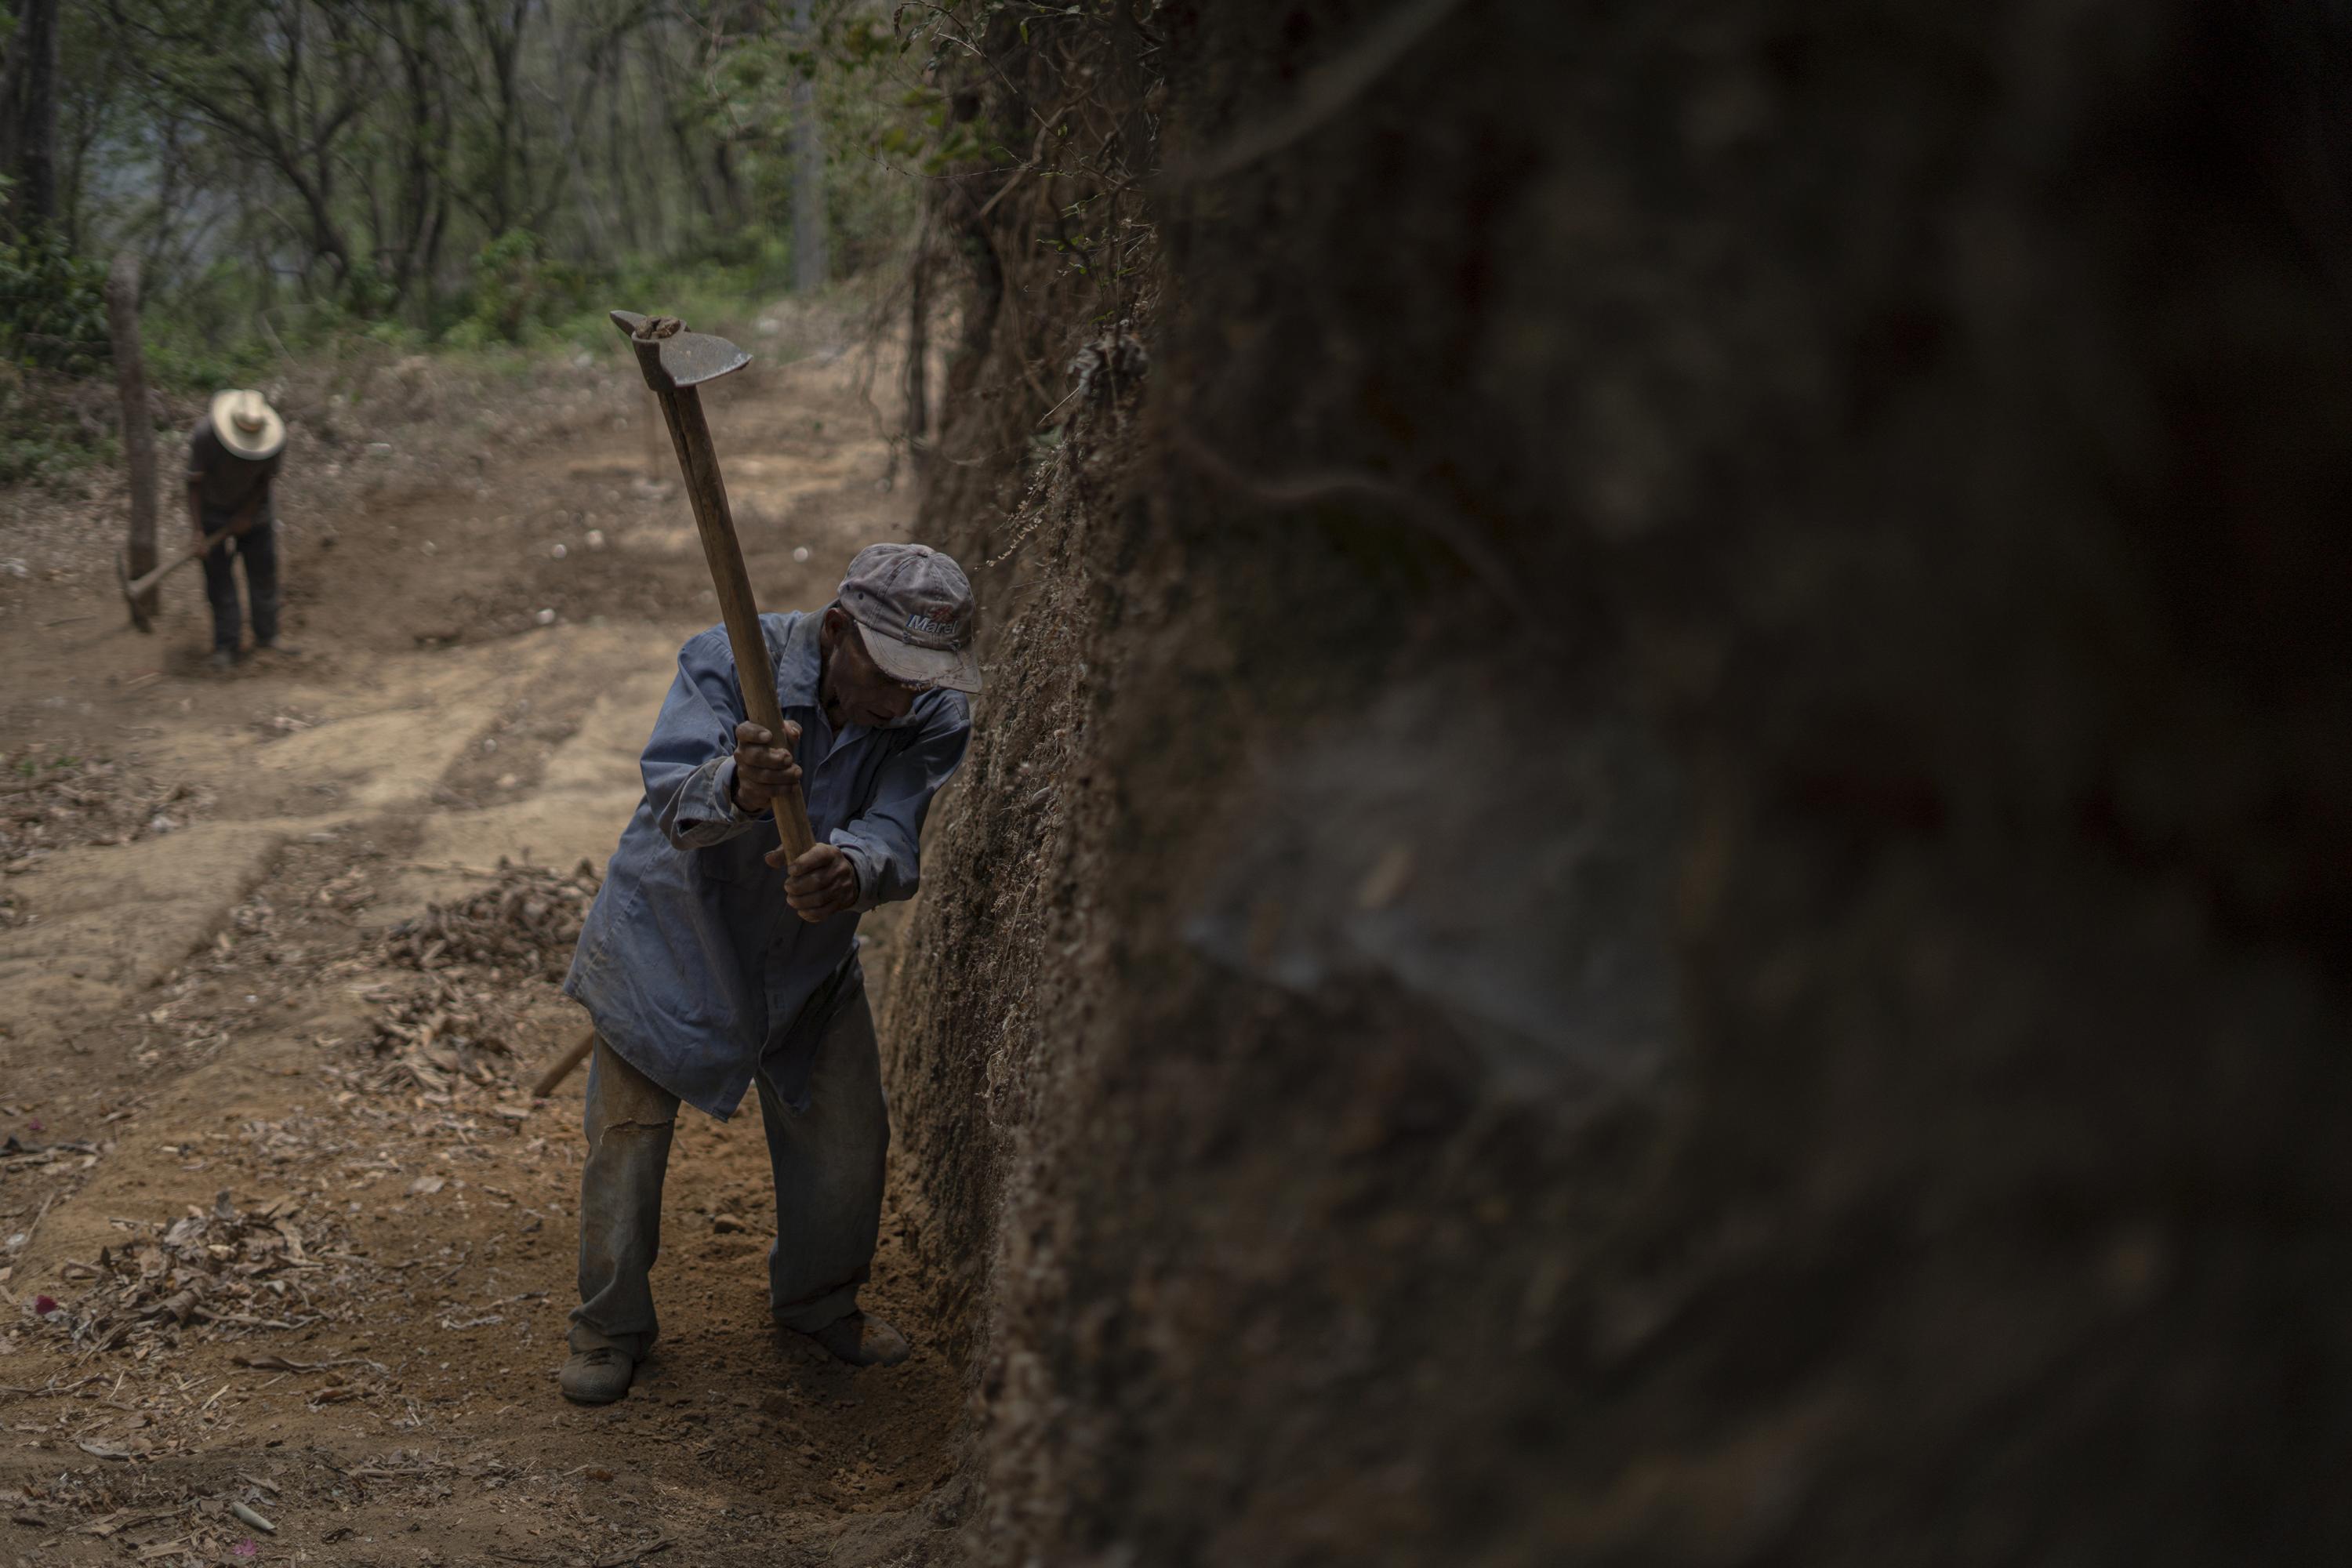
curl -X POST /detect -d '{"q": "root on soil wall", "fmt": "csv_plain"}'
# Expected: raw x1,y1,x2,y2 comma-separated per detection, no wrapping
880,3,2352,1564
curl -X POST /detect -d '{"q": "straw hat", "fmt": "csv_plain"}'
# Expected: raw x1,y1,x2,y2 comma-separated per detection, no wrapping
209,390,285,460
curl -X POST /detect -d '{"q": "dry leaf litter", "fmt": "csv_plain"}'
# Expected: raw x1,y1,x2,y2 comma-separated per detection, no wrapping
1,753,210,926
363,859,597,1097
38,1189,362,1364
383,858,599,980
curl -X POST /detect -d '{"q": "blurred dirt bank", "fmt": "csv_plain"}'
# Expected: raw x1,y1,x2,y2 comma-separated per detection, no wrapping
884,2,2351,1564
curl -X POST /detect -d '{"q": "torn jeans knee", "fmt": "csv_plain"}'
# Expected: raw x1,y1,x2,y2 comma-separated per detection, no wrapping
588,1102,675,1163
594,1110,676,1135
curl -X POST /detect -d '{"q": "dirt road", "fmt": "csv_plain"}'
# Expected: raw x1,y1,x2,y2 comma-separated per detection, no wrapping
0,321,967,1566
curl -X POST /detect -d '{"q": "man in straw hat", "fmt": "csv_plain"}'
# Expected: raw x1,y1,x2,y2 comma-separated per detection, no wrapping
554,543,983,1404
186,390,289,670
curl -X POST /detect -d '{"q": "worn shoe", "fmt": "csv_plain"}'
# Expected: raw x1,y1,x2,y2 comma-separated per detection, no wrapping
559,1345,637,1404
256,641,303,659
799,1311,909,1368
208,648,237,673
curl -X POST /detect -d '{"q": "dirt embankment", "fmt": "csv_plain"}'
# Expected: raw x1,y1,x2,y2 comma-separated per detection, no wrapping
885,4,2352,1564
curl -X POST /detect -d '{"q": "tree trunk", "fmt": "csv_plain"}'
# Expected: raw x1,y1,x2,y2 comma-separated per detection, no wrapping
789,0,826,292
906,222,931,485
107,252,157,622
0,0,60,230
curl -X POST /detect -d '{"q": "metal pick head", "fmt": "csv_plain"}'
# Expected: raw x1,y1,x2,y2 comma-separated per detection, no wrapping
608,309,751,393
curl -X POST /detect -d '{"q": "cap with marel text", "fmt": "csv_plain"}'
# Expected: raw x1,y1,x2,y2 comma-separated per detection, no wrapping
837,542,982,693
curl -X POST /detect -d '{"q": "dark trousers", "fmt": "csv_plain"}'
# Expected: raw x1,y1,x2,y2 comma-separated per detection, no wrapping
198,514,279,653
569,985,889,1361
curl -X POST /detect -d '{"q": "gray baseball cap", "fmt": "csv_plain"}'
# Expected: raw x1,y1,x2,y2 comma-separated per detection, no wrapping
837,543,983,694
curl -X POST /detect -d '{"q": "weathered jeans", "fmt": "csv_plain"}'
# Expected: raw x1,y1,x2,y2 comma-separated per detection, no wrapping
568,982,888,1361
198,510,279,654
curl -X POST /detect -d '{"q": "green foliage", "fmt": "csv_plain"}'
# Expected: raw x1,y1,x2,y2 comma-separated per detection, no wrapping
0,211,120,485
0,432,116,487
0,226,111,375
700,7,939,280
142,328,273,401
0,363,118,487
338,259,405,324
453,230,586,344
535,247,788,355
0,1,965,483
871,84,995,173
135,261,282,395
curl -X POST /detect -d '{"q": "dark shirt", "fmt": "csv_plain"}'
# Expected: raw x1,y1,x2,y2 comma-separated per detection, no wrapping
187,419,280,517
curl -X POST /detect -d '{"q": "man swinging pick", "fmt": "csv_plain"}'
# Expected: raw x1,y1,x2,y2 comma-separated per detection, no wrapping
557,543,980,1405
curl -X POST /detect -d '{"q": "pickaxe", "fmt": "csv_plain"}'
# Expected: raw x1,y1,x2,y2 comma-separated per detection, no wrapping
116,521,241,633
529,310,817,1099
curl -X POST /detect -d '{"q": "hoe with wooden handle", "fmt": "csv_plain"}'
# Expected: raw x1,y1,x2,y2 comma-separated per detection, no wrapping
116,519,241,633
530,310,816,1100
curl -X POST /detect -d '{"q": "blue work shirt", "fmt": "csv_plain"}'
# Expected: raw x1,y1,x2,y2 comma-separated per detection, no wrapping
561,610,971,1119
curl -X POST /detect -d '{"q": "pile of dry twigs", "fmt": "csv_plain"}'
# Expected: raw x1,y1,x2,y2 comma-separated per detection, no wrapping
381,858,599,981
44,1190,352,1360
1,755,207,872
363,972,526,1094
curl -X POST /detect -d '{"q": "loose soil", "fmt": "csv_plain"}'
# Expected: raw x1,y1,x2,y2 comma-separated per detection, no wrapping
0,312,967,1566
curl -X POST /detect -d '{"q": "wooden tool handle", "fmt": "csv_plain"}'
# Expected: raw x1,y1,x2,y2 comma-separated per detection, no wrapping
659,390,818,864
129,521,238,599
532,1029,596,1098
